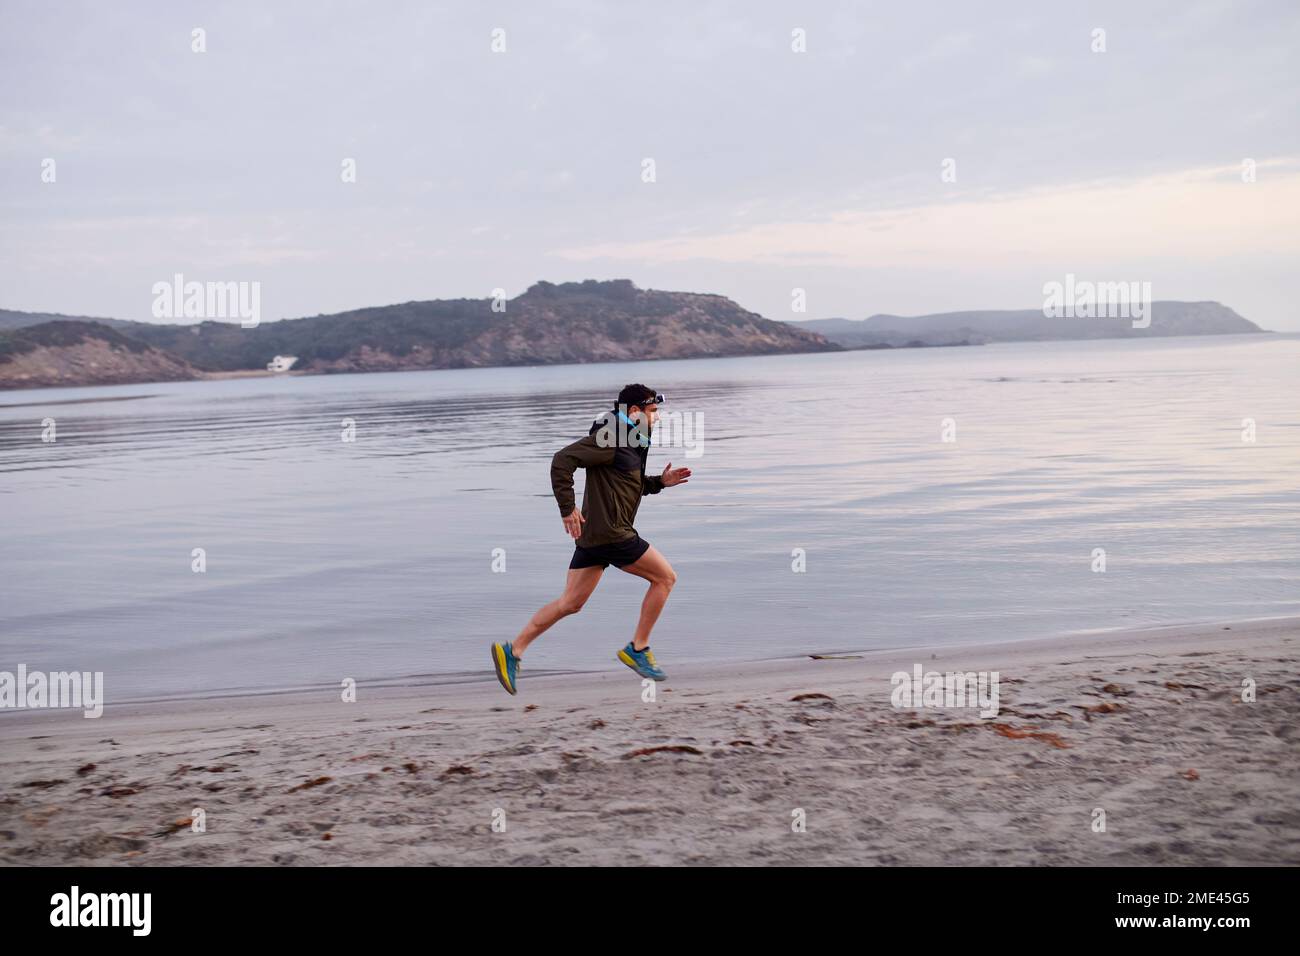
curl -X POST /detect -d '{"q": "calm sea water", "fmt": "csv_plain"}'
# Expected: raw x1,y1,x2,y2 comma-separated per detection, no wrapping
2,334,1297,701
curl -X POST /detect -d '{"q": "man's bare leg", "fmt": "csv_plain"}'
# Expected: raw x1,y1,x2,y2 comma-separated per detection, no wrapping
618,545,677,651
511,566,604,656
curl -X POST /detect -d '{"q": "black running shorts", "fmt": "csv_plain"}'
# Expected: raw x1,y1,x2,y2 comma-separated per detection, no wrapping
569,534,651,570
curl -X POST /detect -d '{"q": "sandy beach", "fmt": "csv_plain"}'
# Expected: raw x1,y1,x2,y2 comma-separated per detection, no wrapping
1,617,1296,866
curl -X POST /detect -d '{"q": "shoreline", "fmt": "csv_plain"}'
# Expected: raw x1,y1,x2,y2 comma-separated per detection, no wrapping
5,613,1293,712
1,616,1295,865
1,331,1286,397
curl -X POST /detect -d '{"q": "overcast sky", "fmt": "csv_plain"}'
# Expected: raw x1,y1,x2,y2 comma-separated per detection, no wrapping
2,0,1297,329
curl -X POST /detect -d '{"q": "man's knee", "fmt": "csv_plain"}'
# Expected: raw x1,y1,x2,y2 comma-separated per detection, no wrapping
557,595,588,616
658,567,678,590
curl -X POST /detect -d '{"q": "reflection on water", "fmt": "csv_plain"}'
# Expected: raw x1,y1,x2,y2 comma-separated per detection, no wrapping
2,335,1297,701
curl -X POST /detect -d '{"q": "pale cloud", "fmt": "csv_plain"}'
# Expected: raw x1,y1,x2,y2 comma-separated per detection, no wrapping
0,122,89,153
556,160,1300,271
563,30,608,65
8,214,326,269
903,32,973,73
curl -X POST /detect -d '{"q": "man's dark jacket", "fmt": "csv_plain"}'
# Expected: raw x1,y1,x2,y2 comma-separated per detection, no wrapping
551,410,664,548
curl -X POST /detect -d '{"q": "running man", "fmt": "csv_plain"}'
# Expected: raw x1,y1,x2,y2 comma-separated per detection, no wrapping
491,384,691,695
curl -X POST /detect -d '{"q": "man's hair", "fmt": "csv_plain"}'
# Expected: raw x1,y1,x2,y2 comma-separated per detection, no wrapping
617,383,657,409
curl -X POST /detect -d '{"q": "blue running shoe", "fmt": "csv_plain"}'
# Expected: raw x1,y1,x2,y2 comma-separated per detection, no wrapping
491,641,521,695
618,642,667,681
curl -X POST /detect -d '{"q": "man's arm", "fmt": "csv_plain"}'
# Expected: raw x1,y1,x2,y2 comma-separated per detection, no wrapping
642,473,665,496
550,435,615,516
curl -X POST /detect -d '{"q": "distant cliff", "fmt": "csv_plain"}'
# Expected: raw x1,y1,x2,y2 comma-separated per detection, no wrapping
794,302,1264,348
0,280,836,389
0,321,202,389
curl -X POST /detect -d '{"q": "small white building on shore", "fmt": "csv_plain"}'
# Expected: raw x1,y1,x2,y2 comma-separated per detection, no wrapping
266,355,299,373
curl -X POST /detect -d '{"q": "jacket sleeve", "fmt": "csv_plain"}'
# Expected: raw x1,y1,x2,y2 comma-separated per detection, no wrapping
642,473,665,496
551,435,616,516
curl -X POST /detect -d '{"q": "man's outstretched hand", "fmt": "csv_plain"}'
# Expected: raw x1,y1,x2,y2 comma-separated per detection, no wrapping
662,462,692,487
562,509,585,539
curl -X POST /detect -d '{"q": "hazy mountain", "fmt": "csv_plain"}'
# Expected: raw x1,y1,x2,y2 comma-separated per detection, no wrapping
792,318,988,348
0,280,835,390
794,302,1264,348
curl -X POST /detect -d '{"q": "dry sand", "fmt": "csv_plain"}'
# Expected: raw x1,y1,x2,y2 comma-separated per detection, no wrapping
1,618,1296,866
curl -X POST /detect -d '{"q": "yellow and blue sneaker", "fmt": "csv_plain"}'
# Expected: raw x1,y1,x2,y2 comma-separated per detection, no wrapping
618,642,667,681
491,641,520,695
